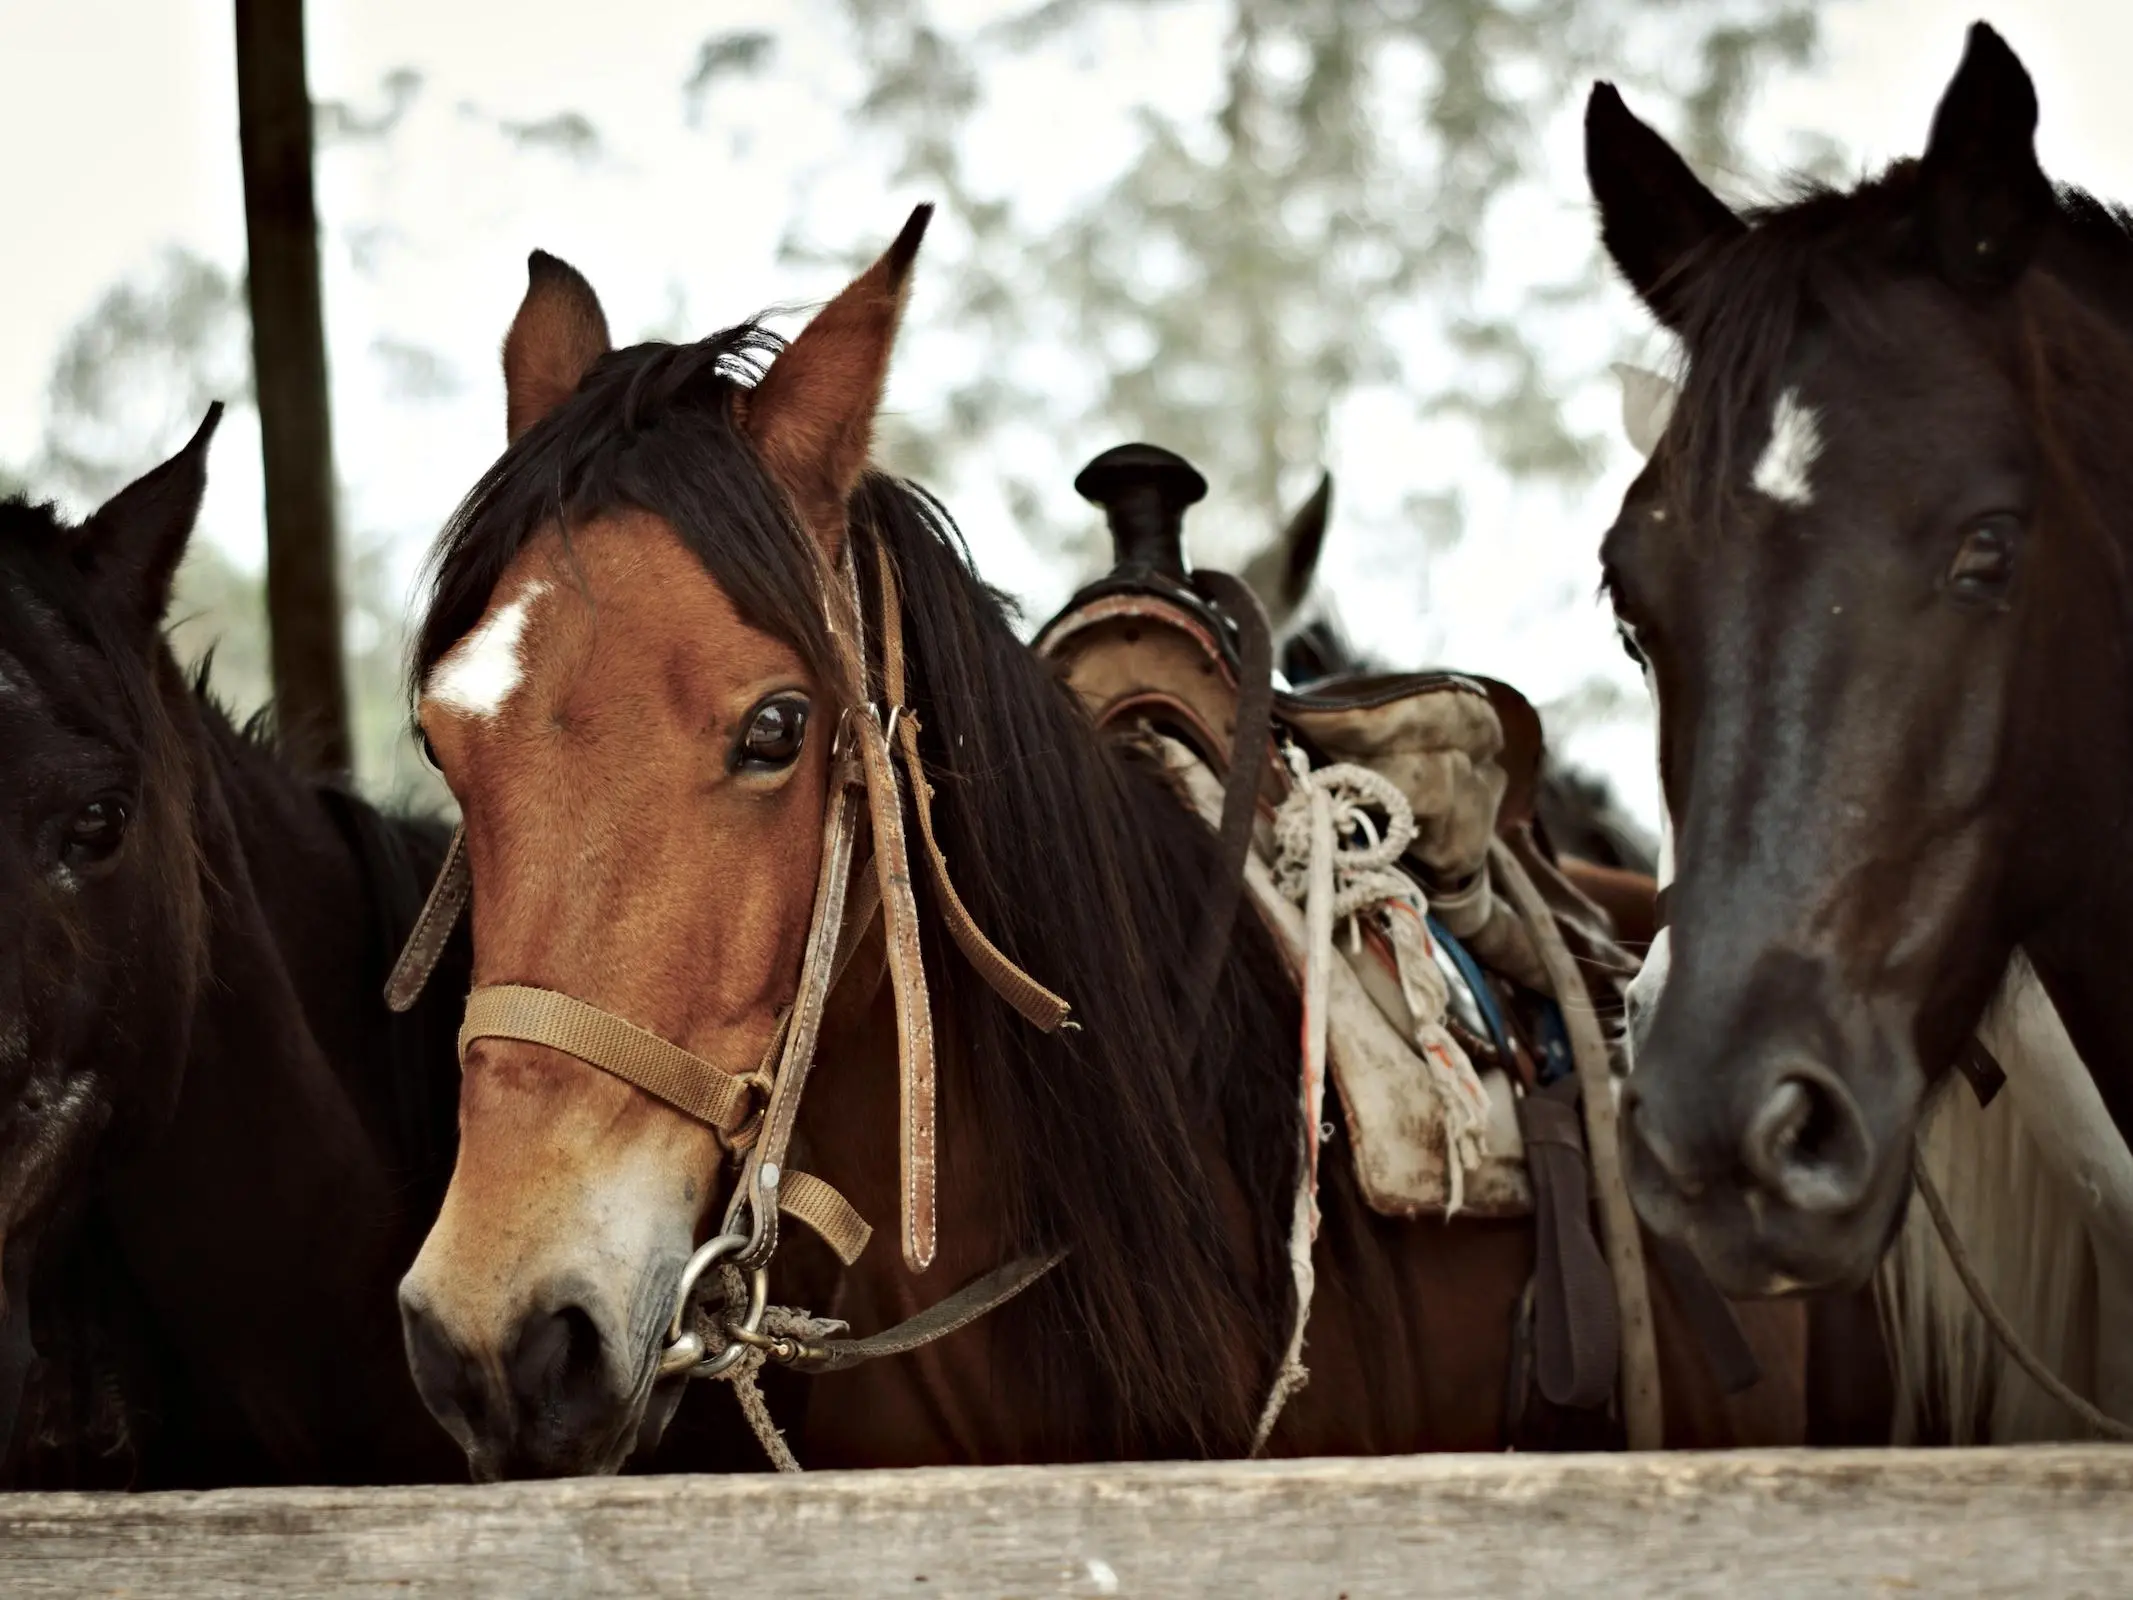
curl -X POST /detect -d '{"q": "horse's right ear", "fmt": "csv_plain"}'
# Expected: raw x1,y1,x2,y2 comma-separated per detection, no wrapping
74,403,222,634
1586,83,1745,331
502,251,612,442
1918,23,2053,290
1275,472,1332,613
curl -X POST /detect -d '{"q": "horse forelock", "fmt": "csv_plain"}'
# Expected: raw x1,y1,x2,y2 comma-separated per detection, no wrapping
1662,164,2133,540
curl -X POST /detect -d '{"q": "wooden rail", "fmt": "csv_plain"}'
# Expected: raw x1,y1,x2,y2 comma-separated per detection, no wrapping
3,1446,2128,1597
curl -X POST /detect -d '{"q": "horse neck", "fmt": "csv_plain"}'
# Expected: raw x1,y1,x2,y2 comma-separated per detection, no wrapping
91,690,449,1481
2020,875,2133,1142
787,819,1280,1465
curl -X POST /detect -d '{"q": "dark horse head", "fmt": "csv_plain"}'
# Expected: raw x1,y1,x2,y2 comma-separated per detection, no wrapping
0,424,225,1453
0,418,475,1485
1590,23,2133,1294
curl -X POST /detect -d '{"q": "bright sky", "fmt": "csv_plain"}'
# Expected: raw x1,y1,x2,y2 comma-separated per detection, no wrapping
4,1,2130,818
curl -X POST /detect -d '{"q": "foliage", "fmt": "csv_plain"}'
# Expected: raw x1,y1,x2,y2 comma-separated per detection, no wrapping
21,248,442,809
806,0,1819,573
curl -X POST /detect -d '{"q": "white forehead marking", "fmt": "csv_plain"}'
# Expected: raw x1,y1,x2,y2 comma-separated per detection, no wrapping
427,581,551,719
1751,388,1822,507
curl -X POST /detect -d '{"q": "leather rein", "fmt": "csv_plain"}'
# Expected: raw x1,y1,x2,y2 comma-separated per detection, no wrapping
384,533,1072,1386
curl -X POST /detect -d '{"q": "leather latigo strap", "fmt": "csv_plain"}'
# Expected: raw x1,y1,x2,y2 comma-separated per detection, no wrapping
876,556,1072,1035
850,550,1073,1275
385,824,471,1013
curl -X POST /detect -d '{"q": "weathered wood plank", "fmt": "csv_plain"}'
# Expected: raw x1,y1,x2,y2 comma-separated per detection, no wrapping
2,1447,2127,1598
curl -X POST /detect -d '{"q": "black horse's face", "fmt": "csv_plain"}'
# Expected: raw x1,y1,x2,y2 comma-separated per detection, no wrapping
0,414,220,1423
1603,284,2057,1291
1588,26,2094,1292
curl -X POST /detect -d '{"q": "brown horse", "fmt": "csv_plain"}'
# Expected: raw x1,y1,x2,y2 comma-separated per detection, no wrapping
396,215,1805,1478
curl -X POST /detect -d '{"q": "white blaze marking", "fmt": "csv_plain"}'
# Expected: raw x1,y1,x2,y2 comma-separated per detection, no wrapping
427,581,549,718
1751,388,1822,507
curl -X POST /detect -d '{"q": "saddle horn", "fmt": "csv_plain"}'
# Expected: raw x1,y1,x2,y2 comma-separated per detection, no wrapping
1074,443,1208,583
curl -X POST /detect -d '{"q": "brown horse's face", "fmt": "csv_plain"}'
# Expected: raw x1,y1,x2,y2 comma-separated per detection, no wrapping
398,221,925,1477
1588,31,2116,1293
398,518,830,1477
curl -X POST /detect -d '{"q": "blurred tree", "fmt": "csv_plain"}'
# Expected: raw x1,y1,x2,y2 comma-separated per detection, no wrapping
236,0,352,772
22,247,444,811
803,0,1815,572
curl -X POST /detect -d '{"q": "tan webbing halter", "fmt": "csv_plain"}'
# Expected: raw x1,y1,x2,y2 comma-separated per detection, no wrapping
384,529,1070,1341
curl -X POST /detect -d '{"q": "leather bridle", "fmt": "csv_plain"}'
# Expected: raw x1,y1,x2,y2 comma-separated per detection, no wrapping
385,531,1071,1383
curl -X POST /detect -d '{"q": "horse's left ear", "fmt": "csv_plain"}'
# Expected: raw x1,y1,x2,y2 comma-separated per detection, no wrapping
744,205,932,555
1919,23,2053,290
74,403,223,634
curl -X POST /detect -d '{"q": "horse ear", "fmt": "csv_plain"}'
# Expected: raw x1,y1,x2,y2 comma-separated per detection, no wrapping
502,251,612,443
1240,471,1331,632
1586,83,1746,331
74,404,222,633
1611,363,1680,458
744,205,932,555
1918,23,2053,290
1276,472,1332,612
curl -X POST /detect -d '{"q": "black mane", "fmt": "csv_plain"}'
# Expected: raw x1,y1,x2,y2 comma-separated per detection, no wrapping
416,327,1307,1455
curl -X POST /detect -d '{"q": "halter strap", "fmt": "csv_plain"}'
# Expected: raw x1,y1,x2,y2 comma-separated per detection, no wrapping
459,984,768,1137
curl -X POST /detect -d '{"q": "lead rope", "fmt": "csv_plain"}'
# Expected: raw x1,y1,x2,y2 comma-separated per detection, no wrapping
1913,1154,2133,1442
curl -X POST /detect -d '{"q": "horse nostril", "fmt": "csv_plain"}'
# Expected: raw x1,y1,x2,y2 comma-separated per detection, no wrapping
1742,1063,1874,1214
399,1285,486,1452
510,1302,607,1412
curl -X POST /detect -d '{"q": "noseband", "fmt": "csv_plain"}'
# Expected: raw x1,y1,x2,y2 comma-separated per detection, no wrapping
385,533,1071,1387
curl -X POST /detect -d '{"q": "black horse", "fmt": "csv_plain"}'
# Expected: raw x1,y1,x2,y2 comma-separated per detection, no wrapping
1587,23,2133,1302
0,411,476,1484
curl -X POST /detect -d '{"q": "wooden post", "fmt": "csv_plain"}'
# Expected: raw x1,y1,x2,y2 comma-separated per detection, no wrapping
233,0,351,772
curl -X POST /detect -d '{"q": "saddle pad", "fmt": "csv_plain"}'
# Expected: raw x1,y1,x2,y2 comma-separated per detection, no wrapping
1159,739,1532,1220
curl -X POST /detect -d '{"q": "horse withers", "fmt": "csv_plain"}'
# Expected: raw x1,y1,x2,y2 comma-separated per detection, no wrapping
1586,23,2133,1319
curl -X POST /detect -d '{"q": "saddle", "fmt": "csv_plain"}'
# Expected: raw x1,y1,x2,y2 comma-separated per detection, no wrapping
1033,445,1637,1223
1035,445,1753,1444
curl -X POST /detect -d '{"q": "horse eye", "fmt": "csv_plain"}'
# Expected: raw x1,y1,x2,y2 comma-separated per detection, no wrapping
1946,515,2021,601
1617,626,1647,668
62,795,131,868
738,696,809,771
